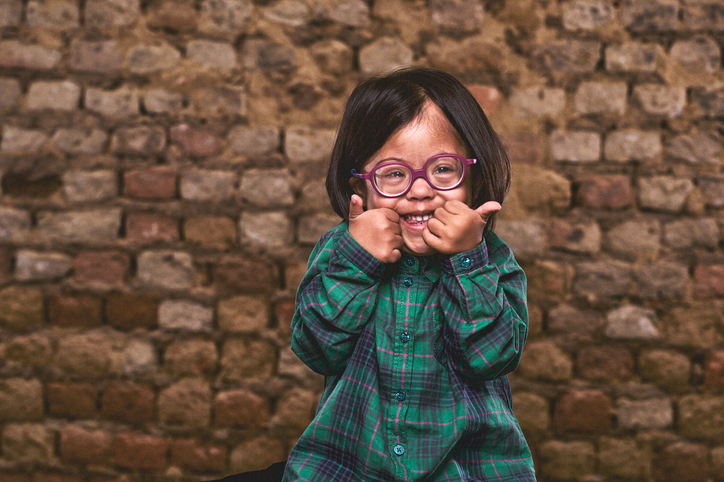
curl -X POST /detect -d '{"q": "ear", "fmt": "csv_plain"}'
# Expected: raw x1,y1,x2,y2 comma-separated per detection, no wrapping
349,176,367,202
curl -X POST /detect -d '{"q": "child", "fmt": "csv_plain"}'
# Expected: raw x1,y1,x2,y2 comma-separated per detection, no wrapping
284,67,535,481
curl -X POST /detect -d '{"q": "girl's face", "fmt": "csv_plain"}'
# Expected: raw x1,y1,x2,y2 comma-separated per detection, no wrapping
351,101,473,256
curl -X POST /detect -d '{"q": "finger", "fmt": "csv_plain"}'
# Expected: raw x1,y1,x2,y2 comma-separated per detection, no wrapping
349,194,365,220
475,201,502,223
381,207,400,223
421,227,444,252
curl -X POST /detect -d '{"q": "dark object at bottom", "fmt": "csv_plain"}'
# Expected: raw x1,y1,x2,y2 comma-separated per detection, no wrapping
207,461,286,482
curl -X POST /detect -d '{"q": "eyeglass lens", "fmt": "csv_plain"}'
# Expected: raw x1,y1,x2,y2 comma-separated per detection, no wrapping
373,156,465,196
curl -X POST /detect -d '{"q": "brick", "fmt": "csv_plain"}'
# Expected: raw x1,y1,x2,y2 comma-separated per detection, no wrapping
214,389,270,428
573,81,626,115
220,338,277,382
0,0,22,27
683,0,724,30
85,0,140,27
606,220,661,256
127,44,180,74
111,126,166,154
270,388,316,430
693,264,724,299
48,294,102,328
163,339,218,376
0,246,11,284
56,331,115,377
1,423,54,462
704,351,724,387
4,333,53,368
274,298,295,336
187,39,237,70
180,169,236,201
531,40,601,75
242,38,296,72
125,213,179,244
147,0,197,31
15,250,72,281
0,77,22,109
36,209,122,245
575,174,631,209
184,216,237,249
143,89,183,114
199,0,254,33
553,390,613,434
679,394,724,440
85,86,140,118
465,85,500,116
666,131,721,164
0,286,45,331
547,218,601,254
525,260,573,300
114,432,168,471
573,260,632,298
123,166,176,199
578,345,633,381
670,35,721,73
604,130,662,161
562,0,614,30
509,87,565,118
299,179,330,211
53,128,109,156
653,442,709,482
2,172,61,198
158,378,211,427
102,382,155,423
430,0,483,29
171,438,227,473
284,126,335,163
639,349,691,390
27,80,80,111
358,37,412,75
74,250,130,288
634,84,687,117
549,131,600,162
638,176,693,213
194,85,247,117
605,305,659,340
690,87,724,117
297,214,340,246
1,125,47,155
598,437,651,480
663,218,720,249
634,261,689,299
0,474,30,482
0,378,43,421
158,299,214,331
539,441,595,481
228,125,280,157
229,437,286,473
605,42,664,72
217,295,269,333
277,345,319,381
621,0,678,31
213,257,278,293
548,304,603,338
106,292,157,331
27,0,79,28
512,392,549,435
315,0,370,27
47,382,98,419
617,397,673,430
171,125,225,158
663,305,723,348
60,425,112,464
0,206,32,243
310,39,353,74
69,39,122,73
62,170,117,204
240,169,294,206
239,211,294,248
714,447,724,481
0,40,62,70
517,341,572,381
698,176,724,207
427,38,505,76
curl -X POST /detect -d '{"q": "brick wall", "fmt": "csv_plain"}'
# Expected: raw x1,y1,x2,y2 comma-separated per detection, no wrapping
0,0,723,480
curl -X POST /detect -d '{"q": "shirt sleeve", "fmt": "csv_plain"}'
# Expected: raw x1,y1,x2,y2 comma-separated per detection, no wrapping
290,223,386,376
437,230,529,381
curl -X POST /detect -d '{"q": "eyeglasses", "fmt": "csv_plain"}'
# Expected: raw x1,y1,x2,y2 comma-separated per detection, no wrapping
351,154,477,198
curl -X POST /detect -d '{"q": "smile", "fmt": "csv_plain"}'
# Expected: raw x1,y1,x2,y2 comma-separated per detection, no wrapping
402,213,433,224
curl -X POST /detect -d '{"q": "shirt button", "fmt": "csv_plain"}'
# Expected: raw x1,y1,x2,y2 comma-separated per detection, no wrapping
400,331,411,343
404,277,413,287
395,390,407,401
405,258,414,267
393,444,405,456
460,256,472,268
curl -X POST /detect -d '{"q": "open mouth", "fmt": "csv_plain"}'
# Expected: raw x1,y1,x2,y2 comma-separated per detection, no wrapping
401,213,433,225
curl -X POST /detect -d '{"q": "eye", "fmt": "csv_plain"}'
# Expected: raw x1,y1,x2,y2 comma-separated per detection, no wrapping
384,169,407,178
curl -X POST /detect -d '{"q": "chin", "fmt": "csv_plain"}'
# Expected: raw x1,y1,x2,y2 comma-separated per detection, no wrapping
402,239,437,257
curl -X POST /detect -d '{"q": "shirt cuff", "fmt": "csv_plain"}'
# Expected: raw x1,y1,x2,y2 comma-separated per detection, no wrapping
334,225,387,279
441,240,490,275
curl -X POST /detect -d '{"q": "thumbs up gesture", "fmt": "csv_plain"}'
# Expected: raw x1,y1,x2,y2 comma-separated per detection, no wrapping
422,200,501,255
348,195,404,264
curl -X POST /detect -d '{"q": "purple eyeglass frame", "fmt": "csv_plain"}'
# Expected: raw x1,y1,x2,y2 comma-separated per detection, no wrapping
351,154,477,198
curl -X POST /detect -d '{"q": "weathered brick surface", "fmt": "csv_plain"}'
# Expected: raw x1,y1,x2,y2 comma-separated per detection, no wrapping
101,382,155,423
47,382,98,419
47,294,103,328
214,390,270,428
60,425,113,464
113,432,168,471
171,438,227,473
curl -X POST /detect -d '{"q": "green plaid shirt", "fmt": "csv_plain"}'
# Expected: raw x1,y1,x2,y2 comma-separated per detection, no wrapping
285,223,535,482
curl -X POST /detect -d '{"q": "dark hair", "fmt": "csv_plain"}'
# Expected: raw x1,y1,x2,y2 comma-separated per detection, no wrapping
326,67,511,232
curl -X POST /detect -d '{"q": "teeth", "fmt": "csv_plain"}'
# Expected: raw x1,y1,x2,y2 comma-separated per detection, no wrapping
405,214,433,223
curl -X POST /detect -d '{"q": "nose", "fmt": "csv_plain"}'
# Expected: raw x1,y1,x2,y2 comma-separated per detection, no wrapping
406,176,434,200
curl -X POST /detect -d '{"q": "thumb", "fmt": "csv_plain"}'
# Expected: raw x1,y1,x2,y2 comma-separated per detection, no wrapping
475,201,502,223
349,194,365,220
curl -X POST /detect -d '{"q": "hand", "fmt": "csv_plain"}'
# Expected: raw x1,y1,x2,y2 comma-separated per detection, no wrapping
422,200,501,255
348,194,404,263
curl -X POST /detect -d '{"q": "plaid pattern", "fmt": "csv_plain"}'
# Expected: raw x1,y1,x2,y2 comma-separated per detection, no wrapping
285,223,535,482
